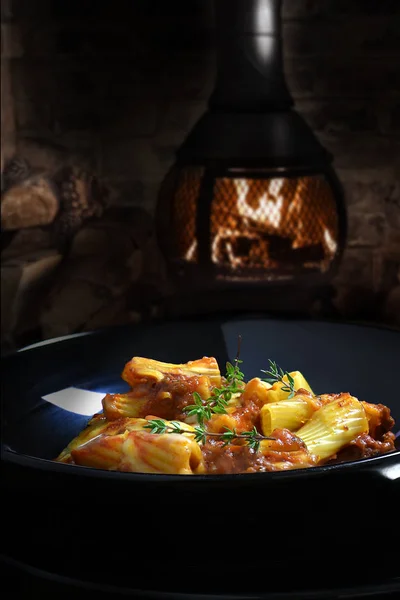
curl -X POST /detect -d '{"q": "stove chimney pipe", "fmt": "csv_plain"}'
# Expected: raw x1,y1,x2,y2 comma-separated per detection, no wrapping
176,0,332,170
210,0,293,112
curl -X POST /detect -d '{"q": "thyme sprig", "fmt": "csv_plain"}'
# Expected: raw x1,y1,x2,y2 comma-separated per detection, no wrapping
261,359,296,399
182,335,245,425
143,335,273,451
142,341,304,451
143,419,273,452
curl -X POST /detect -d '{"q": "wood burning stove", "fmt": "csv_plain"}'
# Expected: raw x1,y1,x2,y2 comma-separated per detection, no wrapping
157,0,346,312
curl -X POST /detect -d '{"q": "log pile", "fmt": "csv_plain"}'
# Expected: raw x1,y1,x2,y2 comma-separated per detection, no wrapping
1,155,169,352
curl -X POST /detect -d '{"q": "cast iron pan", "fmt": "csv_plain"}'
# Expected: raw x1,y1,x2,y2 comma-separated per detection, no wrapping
1,315,400,599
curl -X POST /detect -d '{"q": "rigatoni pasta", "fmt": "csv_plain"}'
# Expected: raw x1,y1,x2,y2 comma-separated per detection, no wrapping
260,396,315,436
294,394,369,462
72,426,205,474
55,355,397,474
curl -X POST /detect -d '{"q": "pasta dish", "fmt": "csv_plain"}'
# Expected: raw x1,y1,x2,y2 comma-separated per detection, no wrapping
56,355,396,474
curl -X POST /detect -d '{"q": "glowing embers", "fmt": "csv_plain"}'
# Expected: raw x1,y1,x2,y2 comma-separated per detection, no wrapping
168,171,339,276
209,176,338,272
173,174,338,275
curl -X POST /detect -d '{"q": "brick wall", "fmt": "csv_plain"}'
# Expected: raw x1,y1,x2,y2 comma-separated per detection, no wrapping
2,0,400,330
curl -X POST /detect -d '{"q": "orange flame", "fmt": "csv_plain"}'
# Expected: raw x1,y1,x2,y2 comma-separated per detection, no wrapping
183,176,338,271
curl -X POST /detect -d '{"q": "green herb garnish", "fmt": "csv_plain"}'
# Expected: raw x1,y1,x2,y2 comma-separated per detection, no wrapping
143,335,274,451
261,359,296,399
143,420,273,452
182,335,245,425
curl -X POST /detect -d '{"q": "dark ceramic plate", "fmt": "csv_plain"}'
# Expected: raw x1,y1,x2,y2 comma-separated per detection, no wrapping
1,315,400,598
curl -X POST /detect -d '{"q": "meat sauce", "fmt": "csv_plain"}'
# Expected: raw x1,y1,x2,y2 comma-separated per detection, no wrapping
328,432,396,464
229,391,264,433
361,402,395,439
131,374,205,421
201,428,316,474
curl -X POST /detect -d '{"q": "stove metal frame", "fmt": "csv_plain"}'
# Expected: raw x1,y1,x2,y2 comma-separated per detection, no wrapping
156,0,347,296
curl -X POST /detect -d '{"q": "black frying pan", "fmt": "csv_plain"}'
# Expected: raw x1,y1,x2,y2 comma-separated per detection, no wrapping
1,315,400,598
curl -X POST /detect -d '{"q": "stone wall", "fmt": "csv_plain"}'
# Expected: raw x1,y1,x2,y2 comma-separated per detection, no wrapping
1,0,400,348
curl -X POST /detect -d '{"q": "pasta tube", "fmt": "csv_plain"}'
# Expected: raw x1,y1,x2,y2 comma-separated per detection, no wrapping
361,401,395,438
242,373,313,407
104,356,221,422
260,397,315,436
120,430,205,474
66,416,203,474
295,394,369,462
71,431,127,470
122,356,221,388
56,413,109,463
206,413,238,434
56,416,149,463
255,429,317,471
242,378,272,405
102,393,147,420
72,428,205,475
264,371,314,404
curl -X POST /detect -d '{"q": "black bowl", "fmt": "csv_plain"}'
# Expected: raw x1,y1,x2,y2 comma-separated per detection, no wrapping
1,315,400,598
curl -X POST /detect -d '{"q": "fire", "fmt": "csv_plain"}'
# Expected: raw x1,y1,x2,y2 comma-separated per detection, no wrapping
211,227,262,267
183,175,338,271
236,178,285,229
323,228,337,255
186,239,197,261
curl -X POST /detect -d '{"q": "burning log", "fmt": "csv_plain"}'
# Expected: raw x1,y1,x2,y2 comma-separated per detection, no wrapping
207,176,338,271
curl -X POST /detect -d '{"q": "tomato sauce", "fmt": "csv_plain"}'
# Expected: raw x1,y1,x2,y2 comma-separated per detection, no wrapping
201,428,316,474
133,375,204,421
